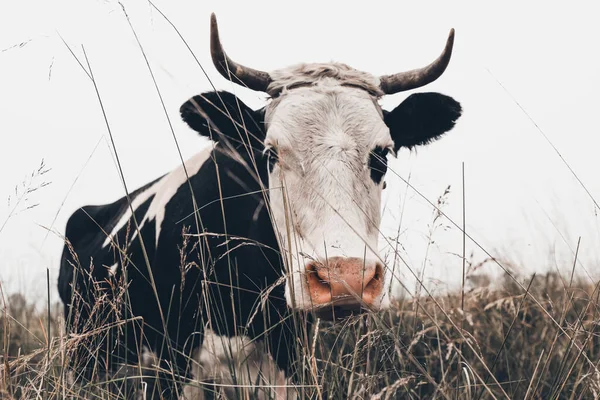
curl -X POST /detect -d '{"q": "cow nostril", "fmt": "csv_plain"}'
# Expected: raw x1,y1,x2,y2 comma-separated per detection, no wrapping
306,262,334,305
307,262,330,284
360,262,384,298
316,265,334,283
365,262,384,289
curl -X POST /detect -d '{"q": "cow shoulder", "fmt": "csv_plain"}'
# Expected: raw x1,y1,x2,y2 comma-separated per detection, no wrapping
58,178,162,299
63,178,160,249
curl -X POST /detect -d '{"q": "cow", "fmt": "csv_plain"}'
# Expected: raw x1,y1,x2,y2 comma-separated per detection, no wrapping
58,13,462,399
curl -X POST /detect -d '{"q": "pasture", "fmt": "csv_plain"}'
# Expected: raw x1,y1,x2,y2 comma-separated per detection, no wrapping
1,0,600,399
1,272,600,398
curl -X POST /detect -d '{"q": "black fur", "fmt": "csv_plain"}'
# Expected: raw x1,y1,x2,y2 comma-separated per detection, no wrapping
368,146,388,184
384,92,462,151
59,91,297,398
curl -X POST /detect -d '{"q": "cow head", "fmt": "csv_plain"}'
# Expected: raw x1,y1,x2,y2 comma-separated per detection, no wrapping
180,14,462,319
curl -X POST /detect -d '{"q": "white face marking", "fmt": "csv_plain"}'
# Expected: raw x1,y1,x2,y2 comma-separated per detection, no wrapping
102,146,213,249
181,330,294,400
264,73,394,311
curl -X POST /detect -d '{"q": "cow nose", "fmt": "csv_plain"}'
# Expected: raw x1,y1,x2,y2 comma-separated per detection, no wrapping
305,256,384,309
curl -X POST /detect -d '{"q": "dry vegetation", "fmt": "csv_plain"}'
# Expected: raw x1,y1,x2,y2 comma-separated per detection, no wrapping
2,5,599,399
1,269,599,399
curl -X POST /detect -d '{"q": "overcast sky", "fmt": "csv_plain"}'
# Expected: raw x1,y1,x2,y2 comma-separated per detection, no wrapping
1,0,599,303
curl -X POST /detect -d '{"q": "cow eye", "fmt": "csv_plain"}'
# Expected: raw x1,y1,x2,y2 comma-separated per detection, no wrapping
368,146,389,185
264,147,278,173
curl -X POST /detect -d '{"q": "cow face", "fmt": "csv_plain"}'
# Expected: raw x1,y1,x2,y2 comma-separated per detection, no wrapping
263,66,392,315
180,14,462,318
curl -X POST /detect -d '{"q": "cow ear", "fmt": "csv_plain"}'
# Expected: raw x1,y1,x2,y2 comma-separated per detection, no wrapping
180,91,265,146
384,92,462,152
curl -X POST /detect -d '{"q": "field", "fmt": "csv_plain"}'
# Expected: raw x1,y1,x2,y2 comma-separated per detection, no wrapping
2,2,599,399
1,268,599,399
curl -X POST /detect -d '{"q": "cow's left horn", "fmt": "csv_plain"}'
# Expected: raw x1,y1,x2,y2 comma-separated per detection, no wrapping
379,29,455,94
210,13,272,92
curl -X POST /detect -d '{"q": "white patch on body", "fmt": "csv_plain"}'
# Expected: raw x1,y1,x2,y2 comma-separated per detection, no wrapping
182,330,295,400
108,262,118,276
102,146,213,248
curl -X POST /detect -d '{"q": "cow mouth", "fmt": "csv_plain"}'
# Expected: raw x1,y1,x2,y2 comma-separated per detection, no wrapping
311,298,373,321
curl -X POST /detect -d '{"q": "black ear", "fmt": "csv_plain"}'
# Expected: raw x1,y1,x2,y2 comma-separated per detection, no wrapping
384,92,462,151
180,91,265,147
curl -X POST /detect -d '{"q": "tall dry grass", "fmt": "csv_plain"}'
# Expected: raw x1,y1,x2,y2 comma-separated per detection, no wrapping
1,269,599,399
2,4,599,399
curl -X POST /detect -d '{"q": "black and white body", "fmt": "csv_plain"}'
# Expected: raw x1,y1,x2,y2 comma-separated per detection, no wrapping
58,13,462,399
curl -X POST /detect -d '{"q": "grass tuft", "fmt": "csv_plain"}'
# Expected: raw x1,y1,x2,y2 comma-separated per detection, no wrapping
1,270,599,399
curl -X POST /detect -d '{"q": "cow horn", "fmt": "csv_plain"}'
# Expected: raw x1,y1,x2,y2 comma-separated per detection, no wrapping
210,13,272,92
379,29,455,94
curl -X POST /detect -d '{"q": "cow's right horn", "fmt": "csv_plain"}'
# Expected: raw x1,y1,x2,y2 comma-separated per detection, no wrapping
210,13,272,92
379,29,455,94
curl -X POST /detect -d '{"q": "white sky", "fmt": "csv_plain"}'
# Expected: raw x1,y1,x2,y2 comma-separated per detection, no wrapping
1,0,599,303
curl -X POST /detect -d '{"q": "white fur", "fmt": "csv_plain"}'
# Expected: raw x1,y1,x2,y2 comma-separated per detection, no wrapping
108,262,118,276
181,330,295,400
102,146,213,249
264,69,394,310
